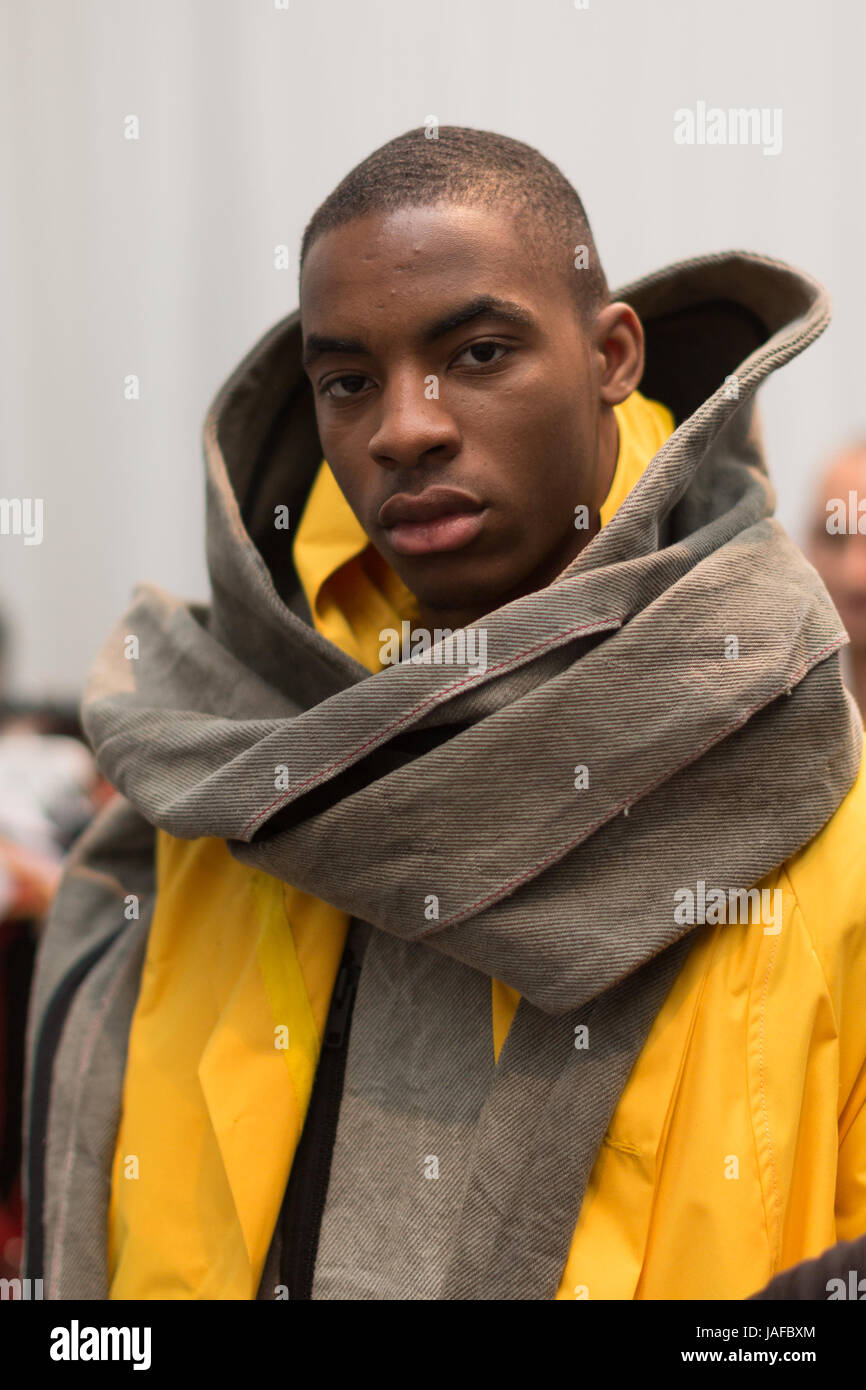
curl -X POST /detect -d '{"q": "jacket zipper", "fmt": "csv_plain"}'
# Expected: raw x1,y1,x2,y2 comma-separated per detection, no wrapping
278,917,369,1299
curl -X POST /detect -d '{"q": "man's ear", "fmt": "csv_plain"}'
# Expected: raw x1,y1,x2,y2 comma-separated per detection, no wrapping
593,303,645,407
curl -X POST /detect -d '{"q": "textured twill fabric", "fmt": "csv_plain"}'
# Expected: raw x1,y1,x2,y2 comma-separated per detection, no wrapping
24,251,863,1299
104,388,674,1299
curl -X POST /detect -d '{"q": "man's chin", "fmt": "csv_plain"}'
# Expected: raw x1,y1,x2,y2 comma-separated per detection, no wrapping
404,566,542,624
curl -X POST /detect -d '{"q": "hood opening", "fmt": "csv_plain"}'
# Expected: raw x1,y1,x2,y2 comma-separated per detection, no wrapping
204,252,823,632
639,299,766,425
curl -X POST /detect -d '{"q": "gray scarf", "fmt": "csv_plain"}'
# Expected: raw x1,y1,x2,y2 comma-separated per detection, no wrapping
30,250,862,1300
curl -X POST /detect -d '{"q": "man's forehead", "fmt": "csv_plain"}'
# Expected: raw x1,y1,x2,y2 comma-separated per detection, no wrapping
300,205,551,348
301,204,536,299
307,201,520,259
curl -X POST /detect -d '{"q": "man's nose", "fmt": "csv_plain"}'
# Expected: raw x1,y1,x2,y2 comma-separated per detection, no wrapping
368,370,459,470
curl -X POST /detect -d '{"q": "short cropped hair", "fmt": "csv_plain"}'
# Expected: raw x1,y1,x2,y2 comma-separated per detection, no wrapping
299,125,609,329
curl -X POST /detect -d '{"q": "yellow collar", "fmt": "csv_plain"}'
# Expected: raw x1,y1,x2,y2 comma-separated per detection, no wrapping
293,388,676,672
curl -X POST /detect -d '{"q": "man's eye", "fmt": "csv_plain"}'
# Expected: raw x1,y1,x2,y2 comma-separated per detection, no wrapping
454,341,510,367
323,374,371,400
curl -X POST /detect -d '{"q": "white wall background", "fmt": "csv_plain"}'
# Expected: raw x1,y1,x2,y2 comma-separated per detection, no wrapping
2,0,865,702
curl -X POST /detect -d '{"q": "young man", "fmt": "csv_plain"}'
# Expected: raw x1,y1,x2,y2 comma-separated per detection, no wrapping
23,127,866,1301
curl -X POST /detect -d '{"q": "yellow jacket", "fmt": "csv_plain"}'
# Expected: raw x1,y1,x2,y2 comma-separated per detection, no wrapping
108,388,866,1299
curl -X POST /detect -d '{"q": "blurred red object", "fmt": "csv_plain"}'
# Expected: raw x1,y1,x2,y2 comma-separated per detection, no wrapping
0,838,62,921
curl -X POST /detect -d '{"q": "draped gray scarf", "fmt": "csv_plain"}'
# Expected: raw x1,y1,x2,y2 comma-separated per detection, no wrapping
31,250,862,1300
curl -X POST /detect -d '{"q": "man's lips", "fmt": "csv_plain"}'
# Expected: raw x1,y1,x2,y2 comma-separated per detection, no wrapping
384,510,489,556
378,484,485,527
378,485,488,557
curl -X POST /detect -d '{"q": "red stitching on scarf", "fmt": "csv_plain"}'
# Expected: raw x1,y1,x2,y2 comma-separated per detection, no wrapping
240,618,615,834
427,637,845,928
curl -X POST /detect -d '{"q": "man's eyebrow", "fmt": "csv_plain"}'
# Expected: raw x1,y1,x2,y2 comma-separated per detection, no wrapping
302,331,368,370
301,295,536,370
419,295,537,343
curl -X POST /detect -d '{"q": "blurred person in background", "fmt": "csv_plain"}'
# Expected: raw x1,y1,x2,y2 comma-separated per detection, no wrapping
0,608,113,1276
808,440,866,717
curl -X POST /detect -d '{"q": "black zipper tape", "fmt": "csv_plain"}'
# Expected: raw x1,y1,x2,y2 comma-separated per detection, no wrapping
276,917,370,1299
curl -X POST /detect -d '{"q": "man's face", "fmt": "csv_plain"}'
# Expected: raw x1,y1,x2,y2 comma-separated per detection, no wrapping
300,203,609,619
